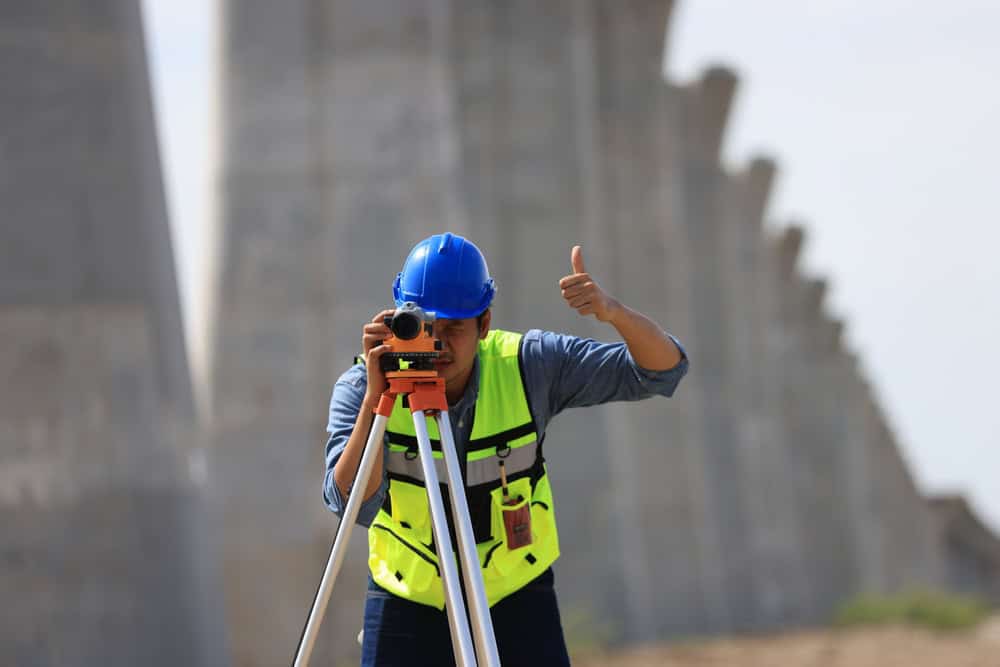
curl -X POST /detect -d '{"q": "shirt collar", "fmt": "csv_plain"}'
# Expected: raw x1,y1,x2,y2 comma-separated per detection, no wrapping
449,355,480,416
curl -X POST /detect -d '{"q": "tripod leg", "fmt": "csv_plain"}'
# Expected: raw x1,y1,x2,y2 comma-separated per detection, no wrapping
293,412,389,667
411,410,477,667
436,411,502,667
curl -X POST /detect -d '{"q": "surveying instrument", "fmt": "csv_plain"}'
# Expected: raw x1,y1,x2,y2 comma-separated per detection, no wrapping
294,303,501,667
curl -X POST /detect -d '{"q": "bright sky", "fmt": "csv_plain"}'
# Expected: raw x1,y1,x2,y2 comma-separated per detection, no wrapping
143,1,1000,532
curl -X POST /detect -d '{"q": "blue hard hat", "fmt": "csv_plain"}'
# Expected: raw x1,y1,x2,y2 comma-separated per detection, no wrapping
393,233,496,319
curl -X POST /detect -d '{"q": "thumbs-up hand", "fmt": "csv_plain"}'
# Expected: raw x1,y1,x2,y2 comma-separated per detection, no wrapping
559,245,620,323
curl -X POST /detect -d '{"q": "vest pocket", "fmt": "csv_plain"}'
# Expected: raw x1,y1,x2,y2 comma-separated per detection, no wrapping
477,472,560,605
388,534,437,594
370,525,440,600
388,480,433,545
489,478,533,555
531,474,559,555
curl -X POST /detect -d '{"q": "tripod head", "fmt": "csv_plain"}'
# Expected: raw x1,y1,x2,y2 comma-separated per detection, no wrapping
379,302,443,373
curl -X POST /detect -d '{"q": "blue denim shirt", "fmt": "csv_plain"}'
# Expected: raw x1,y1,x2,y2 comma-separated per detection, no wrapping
323,329,689,527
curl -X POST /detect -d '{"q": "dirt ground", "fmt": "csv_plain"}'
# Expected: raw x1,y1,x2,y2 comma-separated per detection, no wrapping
573,616,1000,667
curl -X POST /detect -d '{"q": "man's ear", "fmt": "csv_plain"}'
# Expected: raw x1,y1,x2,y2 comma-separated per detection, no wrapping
479,309,492,339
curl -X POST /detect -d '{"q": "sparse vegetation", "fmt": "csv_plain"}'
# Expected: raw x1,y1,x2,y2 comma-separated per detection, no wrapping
834,590,991,631
563,606,618,658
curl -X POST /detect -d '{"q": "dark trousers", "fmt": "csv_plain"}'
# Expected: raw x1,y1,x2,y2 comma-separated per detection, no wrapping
361,567,571,666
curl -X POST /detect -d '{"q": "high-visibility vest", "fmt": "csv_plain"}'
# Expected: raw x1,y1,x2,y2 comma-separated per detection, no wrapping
368,329,560,608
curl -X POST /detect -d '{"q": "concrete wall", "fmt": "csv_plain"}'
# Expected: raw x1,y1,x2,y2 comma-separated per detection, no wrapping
0,2,224,665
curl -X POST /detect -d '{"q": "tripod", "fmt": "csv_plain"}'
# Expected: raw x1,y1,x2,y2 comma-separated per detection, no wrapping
294,369,501,667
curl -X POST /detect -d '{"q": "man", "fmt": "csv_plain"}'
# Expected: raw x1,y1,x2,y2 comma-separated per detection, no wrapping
324,233,688,666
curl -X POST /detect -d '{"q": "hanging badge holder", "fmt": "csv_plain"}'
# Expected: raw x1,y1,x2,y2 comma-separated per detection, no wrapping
498,460,532,549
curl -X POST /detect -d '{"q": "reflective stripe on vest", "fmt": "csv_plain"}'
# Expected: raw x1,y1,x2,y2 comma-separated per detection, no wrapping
384,440,539,487
369,329,561,609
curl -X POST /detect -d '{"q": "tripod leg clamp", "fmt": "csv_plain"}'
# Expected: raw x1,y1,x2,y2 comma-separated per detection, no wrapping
408,388,447,413
375,393,396,417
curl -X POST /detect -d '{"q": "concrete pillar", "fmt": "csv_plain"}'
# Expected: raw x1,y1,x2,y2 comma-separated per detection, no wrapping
213,2,352,664
811,315,865,607
718,161,811,629
214,0,482,663
652,82,732,639
0,2,223,664
823,318,864,595
449,0,647,642
674,65,752,632
837,353,891,593
929,496,1000,604
579,0,724,640
770,227,828,622
324,0,472,354
780,270,872,619
822,318,945,602
864,399,943,592
790,277,855,619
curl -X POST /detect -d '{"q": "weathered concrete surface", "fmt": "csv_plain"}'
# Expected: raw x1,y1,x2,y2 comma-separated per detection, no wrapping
833,344,890,596
207,0,979,658
718,162,811,629
213,2,343,665
770,229,834,623
449,0,627,640
585,0,725,640
650,80,732,638
674,66,754,633
929,495,1000,604
771,227,946,616
0,2,224,665
797,280,860,616
212,1,480,664
863,398,943,592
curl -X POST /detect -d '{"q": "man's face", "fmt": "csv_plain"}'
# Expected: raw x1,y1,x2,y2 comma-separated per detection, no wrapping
431,310,490,390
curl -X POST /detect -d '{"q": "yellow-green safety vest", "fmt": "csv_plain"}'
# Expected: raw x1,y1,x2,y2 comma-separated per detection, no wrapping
368,329,560,608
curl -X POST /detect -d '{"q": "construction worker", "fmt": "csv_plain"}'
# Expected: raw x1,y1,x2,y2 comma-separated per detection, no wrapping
324,233,688,666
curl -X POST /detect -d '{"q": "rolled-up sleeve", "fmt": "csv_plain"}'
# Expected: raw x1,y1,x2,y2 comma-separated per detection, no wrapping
521,329,689,419
323,365,386,527
630,334,689,396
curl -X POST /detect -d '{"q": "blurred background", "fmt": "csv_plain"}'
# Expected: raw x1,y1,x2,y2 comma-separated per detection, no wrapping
3,1,998,665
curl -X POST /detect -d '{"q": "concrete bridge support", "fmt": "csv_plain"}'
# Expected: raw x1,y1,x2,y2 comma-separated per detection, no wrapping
0,2,224,664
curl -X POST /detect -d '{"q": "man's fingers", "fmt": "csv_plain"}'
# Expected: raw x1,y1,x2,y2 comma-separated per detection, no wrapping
372,309,395,323
568,295,591,309
559,274,590,290
561,283,592,299
367,343,393,359
571,245,586,275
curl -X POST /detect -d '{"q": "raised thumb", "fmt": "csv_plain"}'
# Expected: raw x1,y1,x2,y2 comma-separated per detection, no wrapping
571,245,586,274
